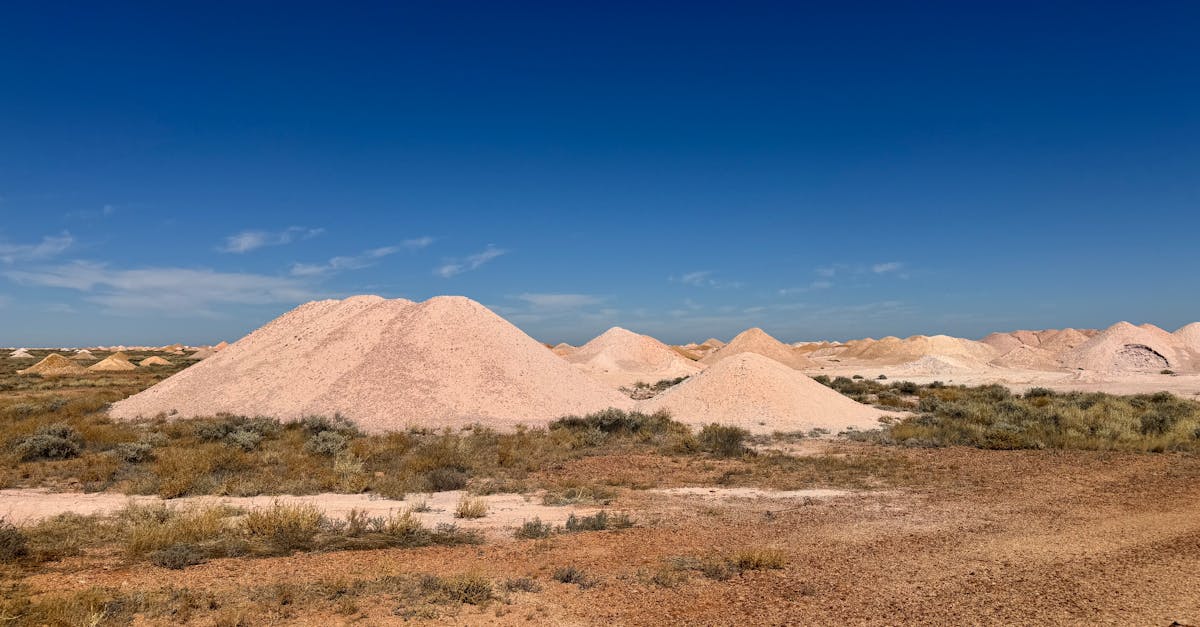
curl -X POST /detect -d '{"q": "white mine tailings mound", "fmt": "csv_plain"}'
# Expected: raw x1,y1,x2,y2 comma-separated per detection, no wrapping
109,296,632,432
990,345,1062,371
842,334,997,366
1062,322,1191,373
566,327,702,387
1176,323,1200,352
639,353,888,434
139,356,172,367
981,332,1023,354
8,349,33,360
700,328,817,370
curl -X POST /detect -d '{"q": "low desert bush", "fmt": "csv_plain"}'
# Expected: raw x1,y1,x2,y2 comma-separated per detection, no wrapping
563,510,632,532
514,518,554,539
732,547,787,570
305,430,349,456
454,495,488,519
503,576,542,593
14,423,83,461
552,565,596,588
149,543,208,569
698,424,749,457
0,519,28,561
243,501,326,553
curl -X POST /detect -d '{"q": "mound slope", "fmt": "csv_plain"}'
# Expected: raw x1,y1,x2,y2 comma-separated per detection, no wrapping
110,296,631,432
843,334,997,366
700,328,817,370
566,327,702,387
139,356,172,367
639,353,887,434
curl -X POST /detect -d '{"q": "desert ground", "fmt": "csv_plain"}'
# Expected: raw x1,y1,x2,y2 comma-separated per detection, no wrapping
2,296,1199,625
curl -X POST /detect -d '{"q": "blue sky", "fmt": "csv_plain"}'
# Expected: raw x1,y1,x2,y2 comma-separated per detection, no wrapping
1,1,1197,346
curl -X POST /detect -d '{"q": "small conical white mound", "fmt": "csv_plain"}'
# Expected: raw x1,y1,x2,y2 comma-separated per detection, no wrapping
639,353,888,434
566,327,702,387
139,356,172,367
110,295,632,432
700,328,817,370
88,353,138,372
1037,328,1089,354
8,349,33,359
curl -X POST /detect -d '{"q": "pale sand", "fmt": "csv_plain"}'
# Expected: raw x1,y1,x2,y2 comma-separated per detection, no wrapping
0,489,604,540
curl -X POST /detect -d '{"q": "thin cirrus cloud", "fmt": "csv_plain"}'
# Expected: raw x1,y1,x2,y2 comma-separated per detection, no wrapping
5,261,317,316
516,293,605,309
435,245,506,278
777,280,833,296
0,232,74,264
872,261,904,274
289,237,433,277
219,226,325,254
674,270,742,289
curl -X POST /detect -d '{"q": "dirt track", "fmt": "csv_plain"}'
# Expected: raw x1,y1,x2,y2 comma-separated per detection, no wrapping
17,444,1200,625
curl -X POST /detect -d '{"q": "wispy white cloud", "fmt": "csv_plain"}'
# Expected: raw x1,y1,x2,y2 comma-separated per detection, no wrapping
0,232,74,264
6,261,316,316
673,271,742,289
219,226,324,254
778,280,833,296
872,261,904,274
290,245,406,277
435,245,506,278
516,293,605,309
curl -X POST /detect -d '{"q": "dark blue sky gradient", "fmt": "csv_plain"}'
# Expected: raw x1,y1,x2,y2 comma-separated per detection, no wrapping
1,2,1197,345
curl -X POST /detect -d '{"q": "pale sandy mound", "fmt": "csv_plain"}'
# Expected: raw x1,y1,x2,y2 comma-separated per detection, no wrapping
845,334,997,365
70,349,96,361
793,341,839,355
551,342,575,357
700,328,817,370
1011,330,1042,346
110,296,632,432
981,332,1023,354
1038,328,1090,354
88,353,138,372
894,355,992,376
566,327,702,387
1174,323,1200,352
139,356,172,367
213,341,230,352
1062,322,1187,373
991,345,1062,370
639,353,888,434
18,354,88,376
1034,329,1061,343
701,338,725,348
8,349,33,360
186,348,216,360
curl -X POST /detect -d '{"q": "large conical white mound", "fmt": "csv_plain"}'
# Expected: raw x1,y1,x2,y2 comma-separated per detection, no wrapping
566,326,702,387
110,295,632,432
1062,321,1188,373
700,327,817,370
1175,322,1200,352
639,353,888,434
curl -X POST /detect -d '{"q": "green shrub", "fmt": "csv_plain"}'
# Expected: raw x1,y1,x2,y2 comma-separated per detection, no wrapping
305,430,349,456
14,424,82,461
698,424,749,458
113,441,155,463
550,408,673,436
0,520,29,561
300,414,360,436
